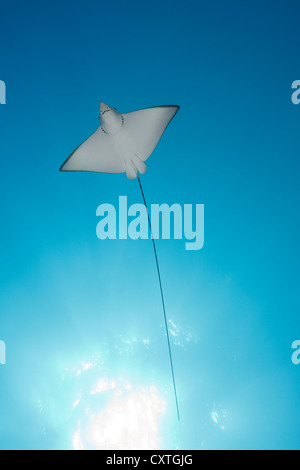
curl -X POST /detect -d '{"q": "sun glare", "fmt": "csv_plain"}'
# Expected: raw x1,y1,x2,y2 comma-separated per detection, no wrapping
73,381,165,450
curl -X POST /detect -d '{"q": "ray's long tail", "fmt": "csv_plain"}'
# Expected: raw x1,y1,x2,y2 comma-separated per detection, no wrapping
136,173,180,421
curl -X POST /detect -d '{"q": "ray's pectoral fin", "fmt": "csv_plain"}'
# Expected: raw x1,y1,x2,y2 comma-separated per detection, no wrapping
123,105,180,164
60,127,125,174
125,154,147,180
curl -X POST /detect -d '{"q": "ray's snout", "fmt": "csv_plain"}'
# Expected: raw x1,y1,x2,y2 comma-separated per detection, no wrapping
100,102,110,115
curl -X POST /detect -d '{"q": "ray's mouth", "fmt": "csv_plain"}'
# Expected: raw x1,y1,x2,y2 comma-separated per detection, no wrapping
101,109,110,116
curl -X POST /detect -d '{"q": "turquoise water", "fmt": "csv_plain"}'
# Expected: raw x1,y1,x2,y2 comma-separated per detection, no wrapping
0,0,300,450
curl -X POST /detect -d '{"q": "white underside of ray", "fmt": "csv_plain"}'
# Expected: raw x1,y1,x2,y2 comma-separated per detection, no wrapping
60,105,179,179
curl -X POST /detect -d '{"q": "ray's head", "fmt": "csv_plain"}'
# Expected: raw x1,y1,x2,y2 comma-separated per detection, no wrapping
99,102,122,134
100,102,112,116
100,102,121,118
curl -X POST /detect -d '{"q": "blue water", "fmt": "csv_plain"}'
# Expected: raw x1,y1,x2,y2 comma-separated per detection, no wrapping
0,0,300,450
